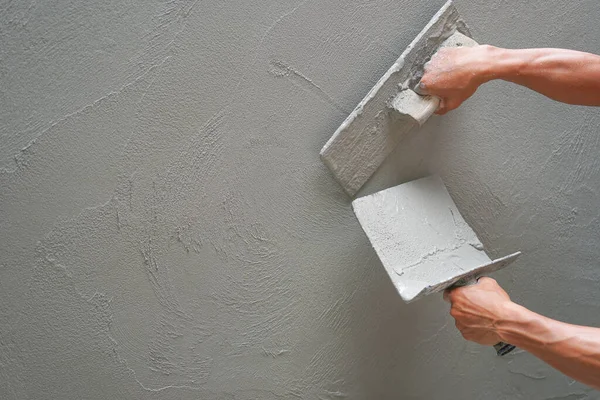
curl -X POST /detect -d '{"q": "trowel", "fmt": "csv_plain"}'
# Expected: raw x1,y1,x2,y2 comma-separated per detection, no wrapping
352,176,521,356
320,0,477,197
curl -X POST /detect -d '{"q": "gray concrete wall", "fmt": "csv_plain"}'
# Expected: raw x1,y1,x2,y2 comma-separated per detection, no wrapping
1,0,599,398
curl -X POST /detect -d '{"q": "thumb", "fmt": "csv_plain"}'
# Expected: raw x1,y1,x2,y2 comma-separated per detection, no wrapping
415,81,429,95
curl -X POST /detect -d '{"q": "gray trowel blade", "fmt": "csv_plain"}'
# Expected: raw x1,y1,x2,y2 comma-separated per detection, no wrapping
352,176,521,303
320,0,474,197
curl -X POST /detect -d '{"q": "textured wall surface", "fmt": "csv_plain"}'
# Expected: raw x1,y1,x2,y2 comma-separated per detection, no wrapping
1,0,599,398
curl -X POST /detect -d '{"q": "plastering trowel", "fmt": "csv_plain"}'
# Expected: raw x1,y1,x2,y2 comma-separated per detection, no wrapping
352,176,521,356
320,0,477,197
320,1,521,356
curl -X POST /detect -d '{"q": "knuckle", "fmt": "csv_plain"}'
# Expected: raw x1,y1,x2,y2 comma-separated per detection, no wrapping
479,277,496,286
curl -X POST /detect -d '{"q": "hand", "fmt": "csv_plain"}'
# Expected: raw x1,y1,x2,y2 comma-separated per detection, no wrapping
444,277,513,345
419,45,496,114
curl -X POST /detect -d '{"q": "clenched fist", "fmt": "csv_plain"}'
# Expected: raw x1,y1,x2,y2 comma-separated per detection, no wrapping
419,45,497,114
444,277,513,345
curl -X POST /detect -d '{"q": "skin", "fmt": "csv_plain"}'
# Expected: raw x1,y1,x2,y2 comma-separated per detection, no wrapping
420,46,600,114
422,46,600,389
444,279,600,390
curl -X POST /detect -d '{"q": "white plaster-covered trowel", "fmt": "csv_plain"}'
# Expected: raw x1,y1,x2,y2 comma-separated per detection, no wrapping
352,176,521,356
320,1,476,197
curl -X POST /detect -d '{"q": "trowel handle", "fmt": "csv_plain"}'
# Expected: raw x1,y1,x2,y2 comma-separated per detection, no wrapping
453,278,517,357
390,90,441,126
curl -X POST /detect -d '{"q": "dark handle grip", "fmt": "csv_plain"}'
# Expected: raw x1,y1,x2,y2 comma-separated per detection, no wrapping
494,342,516,356
453,277,517,357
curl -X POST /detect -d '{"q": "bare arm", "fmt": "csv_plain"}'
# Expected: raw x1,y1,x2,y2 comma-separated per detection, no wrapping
445,278,600,390
420,46,600,114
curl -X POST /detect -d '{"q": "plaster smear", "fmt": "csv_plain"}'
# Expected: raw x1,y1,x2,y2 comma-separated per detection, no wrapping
2,0,600,399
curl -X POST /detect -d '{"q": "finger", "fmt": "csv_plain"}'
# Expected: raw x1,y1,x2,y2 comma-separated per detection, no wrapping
448,97,463,110
414,81,428,95
435,98,447,115
477,276,496,287
439,98,461,114
435,107,449,115
436,102,460,115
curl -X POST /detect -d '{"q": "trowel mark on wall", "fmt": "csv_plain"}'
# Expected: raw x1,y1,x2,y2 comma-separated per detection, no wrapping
0,59,164,178
507,367,547,381
210,191,299,334
544,394,591,400
0,0,197,172
549,113,600,187
115,109,301,387
261,347,290,358
269,60,348,114
37,195,216,391
319,389,347,399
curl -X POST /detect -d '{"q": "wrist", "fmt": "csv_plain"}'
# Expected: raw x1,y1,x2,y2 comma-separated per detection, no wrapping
494,301,532,343
483,46,524,83
469,45,500,84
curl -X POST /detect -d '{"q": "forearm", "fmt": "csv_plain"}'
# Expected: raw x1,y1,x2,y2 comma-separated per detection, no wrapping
483,47,600,106
498,303,600,389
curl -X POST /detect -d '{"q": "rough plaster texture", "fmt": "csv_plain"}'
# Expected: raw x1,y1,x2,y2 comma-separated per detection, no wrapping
352,176,520,302
1,0,599,399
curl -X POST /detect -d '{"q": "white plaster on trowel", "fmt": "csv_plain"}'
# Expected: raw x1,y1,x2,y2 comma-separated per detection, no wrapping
390,89,440,126
352,176,520,302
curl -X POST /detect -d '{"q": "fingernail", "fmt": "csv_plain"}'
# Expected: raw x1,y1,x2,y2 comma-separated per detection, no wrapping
415,82,427,95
